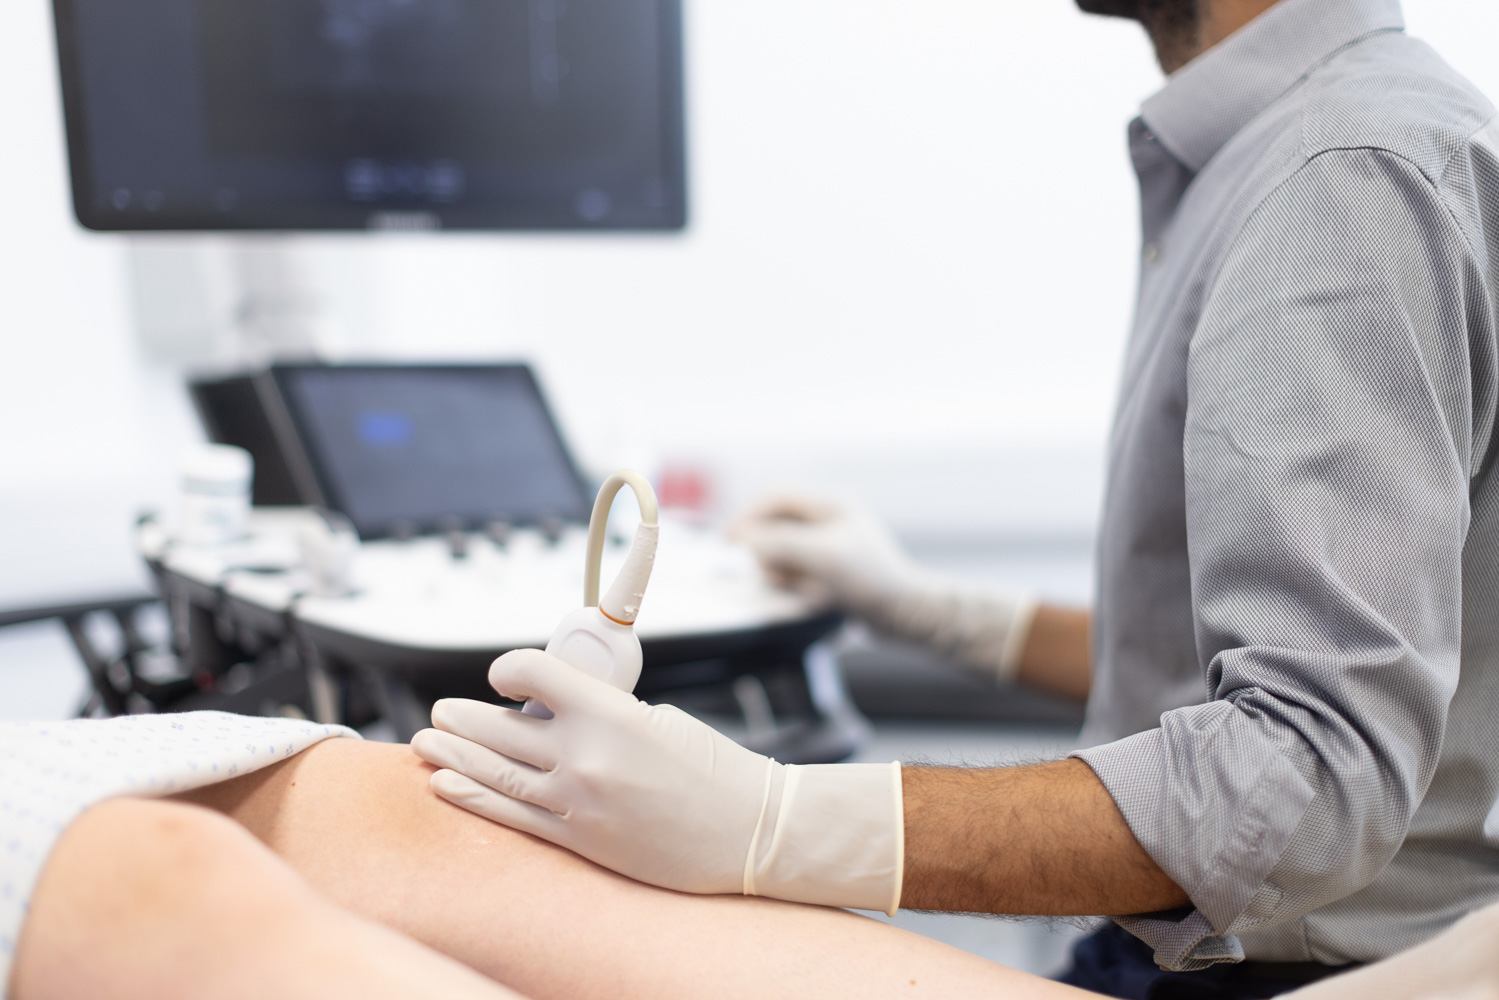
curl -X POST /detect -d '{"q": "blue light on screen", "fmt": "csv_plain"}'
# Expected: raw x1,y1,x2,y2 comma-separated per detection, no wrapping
357,411,415,447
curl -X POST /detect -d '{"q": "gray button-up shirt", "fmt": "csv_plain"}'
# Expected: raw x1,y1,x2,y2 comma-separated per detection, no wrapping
1071,0,1499,971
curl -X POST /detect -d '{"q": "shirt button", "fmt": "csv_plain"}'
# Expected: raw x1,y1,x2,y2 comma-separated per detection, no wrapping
1143,243,1162,265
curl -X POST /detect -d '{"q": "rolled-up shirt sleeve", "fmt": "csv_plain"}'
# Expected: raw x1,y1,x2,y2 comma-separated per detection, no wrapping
1074,148,1482,970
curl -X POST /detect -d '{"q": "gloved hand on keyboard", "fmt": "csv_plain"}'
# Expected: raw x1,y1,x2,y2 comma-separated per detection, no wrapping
729,494,1037,683
410,649,904,914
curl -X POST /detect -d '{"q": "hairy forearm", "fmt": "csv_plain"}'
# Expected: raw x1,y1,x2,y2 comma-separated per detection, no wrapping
900,759,1188,915
1015,604,1093,702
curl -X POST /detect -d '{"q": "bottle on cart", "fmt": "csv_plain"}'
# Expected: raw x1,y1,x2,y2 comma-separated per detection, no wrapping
179,444,253,546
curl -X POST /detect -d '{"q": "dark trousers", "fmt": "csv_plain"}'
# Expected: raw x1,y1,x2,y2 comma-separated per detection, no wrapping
1056,923,1355,1000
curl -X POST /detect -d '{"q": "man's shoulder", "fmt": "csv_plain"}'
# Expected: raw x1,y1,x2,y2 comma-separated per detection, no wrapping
1295,33,1496,181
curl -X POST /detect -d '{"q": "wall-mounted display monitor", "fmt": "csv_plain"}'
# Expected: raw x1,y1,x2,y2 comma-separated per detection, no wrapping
52,0,686,231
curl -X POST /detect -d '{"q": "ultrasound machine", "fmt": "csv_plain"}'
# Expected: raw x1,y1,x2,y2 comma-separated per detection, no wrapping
47,0,865,762
150,363,857,762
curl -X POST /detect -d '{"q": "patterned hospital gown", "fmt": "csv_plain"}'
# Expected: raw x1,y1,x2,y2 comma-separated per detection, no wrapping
0,711,358,997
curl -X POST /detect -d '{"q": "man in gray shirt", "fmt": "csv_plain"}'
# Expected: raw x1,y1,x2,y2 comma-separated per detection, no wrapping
415,0,1499,996
747,0,1499,989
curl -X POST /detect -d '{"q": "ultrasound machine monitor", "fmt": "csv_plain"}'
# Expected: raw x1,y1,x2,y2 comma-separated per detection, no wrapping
51,0,686,231
267,364,592,539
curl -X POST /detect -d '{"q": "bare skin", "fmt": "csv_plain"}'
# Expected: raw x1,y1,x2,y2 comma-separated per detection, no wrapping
902,760,1189,915
939,607,1187,915
15,743,1499,1000
904,597,1188,915
10,797,525,1000
1015,604,1093,702
161,737,1099,1000
1291,904,1499,1000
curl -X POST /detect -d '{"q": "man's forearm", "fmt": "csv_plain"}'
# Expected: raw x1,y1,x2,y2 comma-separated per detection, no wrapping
900,759,1188,915
1015,604,1093,702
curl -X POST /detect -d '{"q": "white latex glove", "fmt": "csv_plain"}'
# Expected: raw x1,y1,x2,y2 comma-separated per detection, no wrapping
729,494,1038,682
411,648,904,915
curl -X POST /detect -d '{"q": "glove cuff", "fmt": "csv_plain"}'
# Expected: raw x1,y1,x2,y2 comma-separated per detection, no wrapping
870,577,1038,684
996,593,1039,683
745,761,904,916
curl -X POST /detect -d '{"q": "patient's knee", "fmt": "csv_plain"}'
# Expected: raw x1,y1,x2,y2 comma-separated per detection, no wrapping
12,798,317,1000
100,798,311,921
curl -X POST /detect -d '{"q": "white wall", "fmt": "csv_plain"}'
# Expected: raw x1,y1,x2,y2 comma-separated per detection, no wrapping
351,2,1159,540
2,1,1499,608
0,1,170,608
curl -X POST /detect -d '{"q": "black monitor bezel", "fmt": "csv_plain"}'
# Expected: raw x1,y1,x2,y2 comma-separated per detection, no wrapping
266,362,593,539
50,0,688,232
189,372,311,507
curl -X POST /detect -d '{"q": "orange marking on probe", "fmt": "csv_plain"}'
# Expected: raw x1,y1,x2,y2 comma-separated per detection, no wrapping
599,607,634,627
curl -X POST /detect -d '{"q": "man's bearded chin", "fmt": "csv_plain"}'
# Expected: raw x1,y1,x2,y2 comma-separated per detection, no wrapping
1074,0,1197,26
1074,0,1148,15
1074,0,1200,68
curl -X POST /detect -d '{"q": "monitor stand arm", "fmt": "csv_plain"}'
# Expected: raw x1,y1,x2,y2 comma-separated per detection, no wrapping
127,236,331,366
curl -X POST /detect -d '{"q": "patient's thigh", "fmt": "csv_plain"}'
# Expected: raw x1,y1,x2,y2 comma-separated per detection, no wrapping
175,738,1085,1000
173,738,612,947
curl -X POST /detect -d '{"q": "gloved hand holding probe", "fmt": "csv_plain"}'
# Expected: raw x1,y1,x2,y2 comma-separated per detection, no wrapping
411,471,904,914
412,654,903,913
730,494,1038,683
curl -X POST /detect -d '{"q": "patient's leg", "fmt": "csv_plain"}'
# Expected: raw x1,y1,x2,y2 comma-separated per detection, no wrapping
10,797,528,1000
1287,902,1499,1000
175,738,1089,1000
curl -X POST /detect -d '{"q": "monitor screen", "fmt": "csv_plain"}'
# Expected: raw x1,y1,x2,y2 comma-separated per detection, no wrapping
270,364,591,538
52,0,686,231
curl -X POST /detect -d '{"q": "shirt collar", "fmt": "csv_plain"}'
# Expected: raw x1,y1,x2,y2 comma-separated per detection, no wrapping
1139,0,1405,173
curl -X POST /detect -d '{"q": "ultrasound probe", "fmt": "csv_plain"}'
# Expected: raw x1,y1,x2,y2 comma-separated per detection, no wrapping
523,470,658,716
